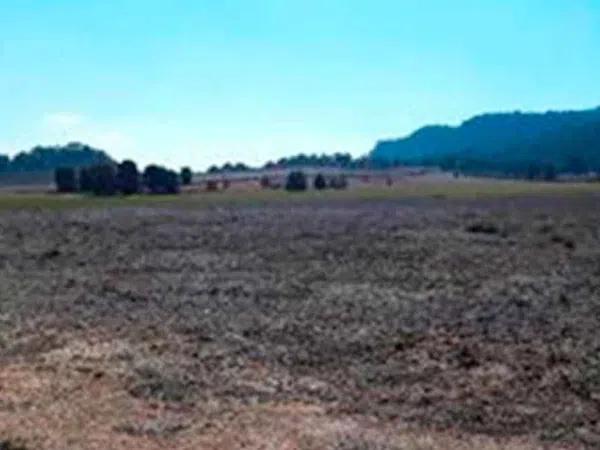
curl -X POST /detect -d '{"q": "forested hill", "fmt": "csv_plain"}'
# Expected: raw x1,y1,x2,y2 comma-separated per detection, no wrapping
370,107,600,176
0,142,114,172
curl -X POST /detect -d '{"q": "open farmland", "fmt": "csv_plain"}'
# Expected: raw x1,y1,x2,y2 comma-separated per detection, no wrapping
1,188,600,449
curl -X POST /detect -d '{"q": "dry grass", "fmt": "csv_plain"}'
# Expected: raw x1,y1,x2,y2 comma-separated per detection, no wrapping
1,194,599,449
0,178,598,212
0,353,568,449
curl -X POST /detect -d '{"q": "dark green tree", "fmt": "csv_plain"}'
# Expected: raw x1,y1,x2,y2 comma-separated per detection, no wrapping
313,173,327,190
143,165,180,194
55,167,77,193
0,155,9,172
180,167,193,185
233,162,248,172
79,167,93,192
333,153,352,167
116,160,140,195
285,171,307,191
89,165,117,196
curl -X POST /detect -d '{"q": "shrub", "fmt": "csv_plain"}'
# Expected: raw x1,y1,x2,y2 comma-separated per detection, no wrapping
314,173,327,190
285,171,307,191
116,160,140,195
54,167,77,193
89,164,117,196
180,167,193,186
143,165,180,194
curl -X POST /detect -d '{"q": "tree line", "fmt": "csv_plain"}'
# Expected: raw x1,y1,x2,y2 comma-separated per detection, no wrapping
207,152,370,174
1,143,113,173
55,162,193,195
11,109,600,186
263,171,348,191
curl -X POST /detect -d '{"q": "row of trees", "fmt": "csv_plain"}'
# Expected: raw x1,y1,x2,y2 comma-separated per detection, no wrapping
207,162,250,174
55,162,193,195
207,153,365,174
282,171,348,192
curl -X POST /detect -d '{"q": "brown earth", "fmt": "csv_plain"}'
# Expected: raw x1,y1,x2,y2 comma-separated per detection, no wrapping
1,195,599,449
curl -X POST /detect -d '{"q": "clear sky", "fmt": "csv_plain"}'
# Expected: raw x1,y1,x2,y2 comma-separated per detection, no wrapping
1,0,599,169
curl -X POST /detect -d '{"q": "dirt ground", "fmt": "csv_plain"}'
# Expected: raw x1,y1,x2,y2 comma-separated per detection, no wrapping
1,194,600,449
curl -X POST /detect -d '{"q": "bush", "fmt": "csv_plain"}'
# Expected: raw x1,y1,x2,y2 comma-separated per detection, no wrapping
285,171,307,191
180,167,193,185
54,167,77,193
89,164,117,196
314,173,327,190
116,160,140,195
143,165,180,194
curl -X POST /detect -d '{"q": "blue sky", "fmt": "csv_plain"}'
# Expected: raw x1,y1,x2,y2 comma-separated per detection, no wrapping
1,1,599,169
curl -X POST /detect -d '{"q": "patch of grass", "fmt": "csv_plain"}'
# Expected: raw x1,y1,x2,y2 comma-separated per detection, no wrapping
114,419,187,437
0,193,187,211
331,437,399,450
0,180,599,212
300,433,401,450
129,361,192,403
569,353,600,401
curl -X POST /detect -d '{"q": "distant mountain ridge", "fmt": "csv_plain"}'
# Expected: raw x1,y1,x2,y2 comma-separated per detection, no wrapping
371,107,600,176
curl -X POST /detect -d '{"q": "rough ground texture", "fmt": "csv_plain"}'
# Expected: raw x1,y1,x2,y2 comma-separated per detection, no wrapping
1,195,599,449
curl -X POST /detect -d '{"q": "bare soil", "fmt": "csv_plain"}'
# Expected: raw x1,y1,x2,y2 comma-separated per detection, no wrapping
1,195,599,449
